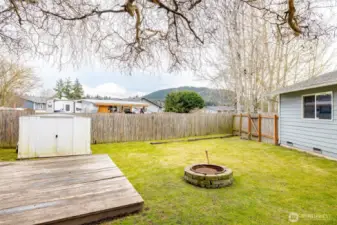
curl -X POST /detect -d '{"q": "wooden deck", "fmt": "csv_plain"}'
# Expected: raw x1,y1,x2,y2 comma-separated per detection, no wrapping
0,155,144,225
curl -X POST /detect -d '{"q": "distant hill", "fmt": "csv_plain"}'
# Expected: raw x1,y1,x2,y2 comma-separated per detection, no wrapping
143,86,234,106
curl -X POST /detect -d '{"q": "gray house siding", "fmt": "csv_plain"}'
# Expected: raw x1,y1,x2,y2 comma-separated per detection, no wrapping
23,100,34,109
22,100,46,110
280,84,337,158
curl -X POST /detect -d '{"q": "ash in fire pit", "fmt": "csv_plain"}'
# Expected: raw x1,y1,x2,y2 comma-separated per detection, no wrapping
191,164,225,175
184,151,233,188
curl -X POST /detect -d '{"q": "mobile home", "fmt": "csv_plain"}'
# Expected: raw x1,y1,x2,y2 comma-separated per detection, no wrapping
46,99,82,113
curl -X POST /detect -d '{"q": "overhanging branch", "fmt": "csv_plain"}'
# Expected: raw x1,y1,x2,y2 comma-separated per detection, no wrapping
39,8,125,21
151,0,204,44
287,0,302,35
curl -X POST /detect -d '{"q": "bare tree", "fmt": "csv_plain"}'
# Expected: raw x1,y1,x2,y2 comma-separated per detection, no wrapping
0,0,217,72
199,1,336,113
0,60,40,106
241,0,337,37
0,0,336,73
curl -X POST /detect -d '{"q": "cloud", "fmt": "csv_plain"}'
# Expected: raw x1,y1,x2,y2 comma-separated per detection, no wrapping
27,59,211,97
83,83,146,98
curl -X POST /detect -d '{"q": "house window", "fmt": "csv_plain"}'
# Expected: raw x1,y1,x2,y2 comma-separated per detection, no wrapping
303,95,315,118
37,103,45,110
316,93,332,119
65,104,70,112
303,92,332,120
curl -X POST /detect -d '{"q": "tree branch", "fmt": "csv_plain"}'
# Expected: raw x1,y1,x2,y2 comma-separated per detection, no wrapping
287,0,302,35
9,0,22,25
188,0,202,10
39,8,125,21
152,0,204,44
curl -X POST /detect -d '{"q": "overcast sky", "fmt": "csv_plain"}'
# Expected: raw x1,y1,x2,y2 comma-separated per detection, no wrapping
29,60,210,98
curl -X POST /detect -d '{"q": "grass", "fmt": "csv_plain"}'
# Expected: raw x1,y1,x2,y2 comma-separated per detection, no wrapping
1,137,337,224
0,148,17,161
91,137,337,225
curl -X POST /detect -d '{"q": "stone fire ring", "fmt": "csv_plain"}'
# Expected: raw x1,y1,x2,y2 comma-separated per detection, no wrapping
184,164,233,188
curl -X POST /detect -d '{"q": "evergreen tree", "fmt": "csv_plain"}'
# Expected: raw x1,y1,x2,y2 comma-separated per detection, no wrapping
63,77,73,99
53,79,64,99
72,78,84,99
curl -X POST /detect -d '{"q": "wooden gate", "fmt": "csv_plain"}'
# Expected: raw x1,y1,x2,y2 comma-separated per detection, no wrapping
232,114,279,145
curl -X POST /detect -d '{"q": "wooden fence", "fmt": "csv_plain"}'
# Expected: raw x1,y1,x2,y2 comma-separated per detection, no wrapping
0,110,35,148
0,111,233,148
232,113,279,145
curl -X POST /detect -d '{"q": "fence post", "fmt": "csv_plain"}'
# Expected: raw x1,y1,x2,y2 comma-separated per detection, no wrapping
239,113,242,136
274,114,279,145
258,114,262,142
248,114,251,140
232,114,235,135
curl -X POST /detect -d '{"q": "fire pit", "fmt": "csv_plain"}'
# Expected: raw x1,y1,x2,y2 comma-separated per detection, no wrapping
184,164,233,188
184,151,233,188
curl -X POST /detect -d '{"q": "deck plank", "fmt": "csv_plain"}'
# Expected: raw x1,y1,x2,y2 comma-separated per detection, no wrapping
0,154,143,225
0,162,118,181
0,155,116,176
0,168,122,192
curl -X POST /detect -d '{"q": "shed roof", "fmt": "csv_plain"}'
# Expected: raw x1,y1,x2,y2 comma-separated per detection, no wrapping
82,99,149,107
20,114,82,119
270,70,337,95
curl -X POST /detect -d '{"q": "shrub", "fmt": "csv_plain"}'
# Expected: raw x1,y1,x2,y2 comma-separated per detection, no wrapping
165,91,205,113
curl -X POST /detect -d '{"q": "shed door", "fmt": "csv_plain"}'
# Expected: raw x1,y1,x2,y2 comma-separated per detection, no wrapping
56,118,74,155
35,117,74,157
35,118,57,157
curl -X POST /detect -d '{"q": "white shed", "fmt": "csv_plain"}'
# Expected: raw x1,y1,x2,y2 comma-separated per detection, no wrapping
18,114,91,159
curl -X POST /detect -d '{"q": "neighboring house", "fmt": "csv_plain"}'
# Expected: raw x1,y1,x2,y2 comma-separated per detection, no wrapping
46,99,82,113
271,70,337,159
81,99,149,113
46,98,150,114
140,98,163,113
20,96,47,111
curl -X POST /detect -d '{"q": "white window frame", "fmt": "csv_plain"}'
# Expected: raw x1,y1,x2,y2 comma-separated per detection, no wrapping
302,91,333,120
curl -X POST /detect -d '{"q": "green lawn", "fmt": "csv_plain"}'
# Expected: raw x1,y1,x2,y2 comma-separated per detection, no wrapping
0,148,17,161
1,137,337,224
91,137,337,225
